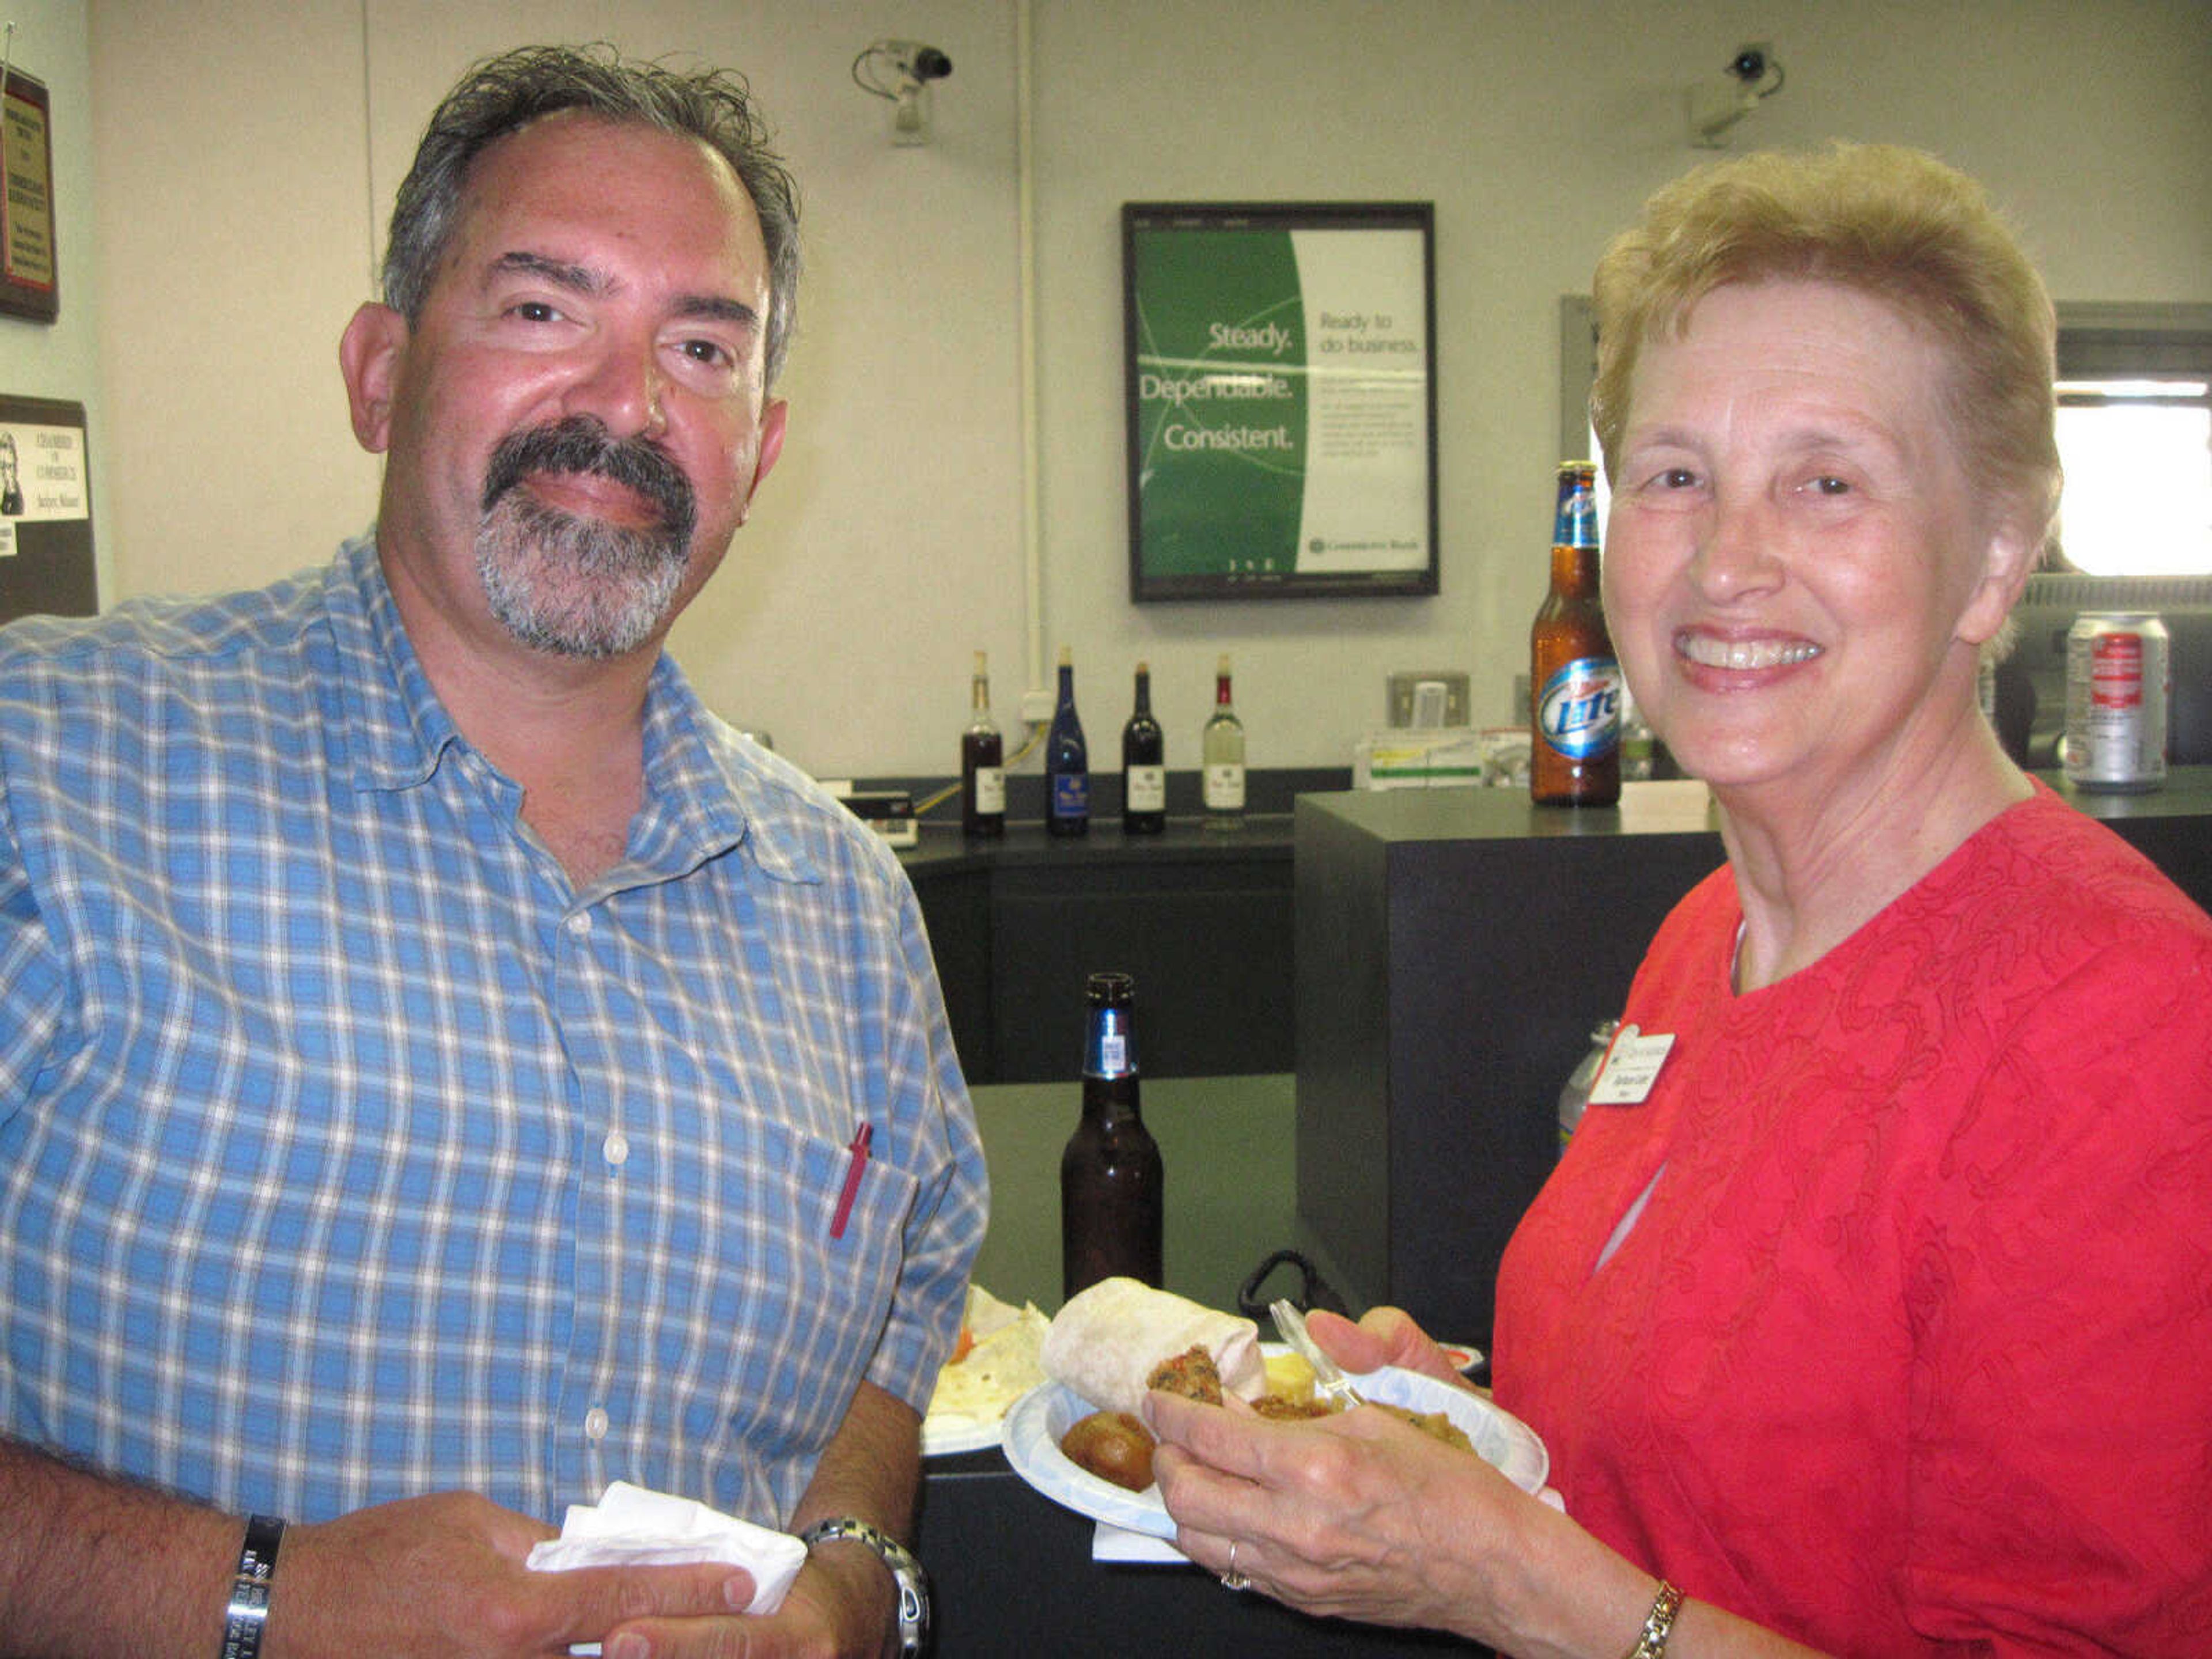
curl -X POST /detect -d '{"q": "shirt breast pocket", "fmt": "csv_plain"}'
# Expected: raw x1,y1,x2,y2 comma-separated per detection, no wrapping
704,1116,922,1454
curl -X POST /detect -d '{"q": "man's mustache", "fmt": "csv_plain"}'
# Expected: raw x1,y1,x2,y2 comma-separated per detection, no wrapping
480,416,698,546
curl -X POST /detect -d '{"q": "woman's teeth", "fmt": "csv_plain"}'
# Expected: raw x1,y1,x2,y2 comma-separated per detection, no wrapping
1676,635,1823,671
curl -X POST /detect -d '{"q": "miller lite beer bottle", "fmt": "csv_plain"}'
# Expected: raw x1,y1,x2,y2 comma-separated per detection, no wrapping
1531,461,1623,807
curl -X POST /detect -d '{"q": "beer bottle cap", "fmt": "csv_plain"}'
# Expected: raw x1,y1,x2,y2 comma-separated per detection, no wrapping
1085,971,1135,1006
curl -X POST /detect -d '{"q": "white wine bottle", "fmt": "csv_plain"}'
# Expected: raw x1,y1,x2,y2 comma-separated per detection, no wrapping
1201,653,1246,830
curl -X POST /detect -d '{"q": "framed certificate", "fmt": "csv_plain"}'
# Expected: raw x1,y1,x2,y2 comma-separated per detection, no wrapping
0,395,96,620
1123,202,1437,601
1,65,59,322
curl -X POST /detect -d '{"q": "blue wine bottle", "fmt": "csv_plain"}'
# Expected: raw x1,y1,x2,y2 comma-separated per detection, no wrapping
1046,645,1089,837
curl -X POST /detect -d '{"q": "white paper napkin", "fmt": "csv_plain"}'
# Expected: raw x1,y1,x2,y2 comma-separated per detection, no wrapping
1090,1519,1187,1563
528,1480,808,1652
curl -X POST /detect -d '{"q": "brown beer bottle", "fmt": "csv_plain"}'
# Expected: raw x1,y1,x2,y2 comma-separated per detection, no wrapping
1530,461,1624,806
1060,971,1164,1298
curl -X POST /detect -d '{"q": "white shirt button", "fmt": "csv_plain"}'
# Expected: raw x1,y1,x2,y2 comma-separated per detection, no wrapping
603,1130,630,1166
585,1407,609,1442
566,912,592,937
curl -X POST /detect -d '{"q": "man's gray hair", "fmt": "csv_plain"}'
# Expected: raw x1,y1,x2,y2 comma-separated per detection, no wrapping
381,43,801,387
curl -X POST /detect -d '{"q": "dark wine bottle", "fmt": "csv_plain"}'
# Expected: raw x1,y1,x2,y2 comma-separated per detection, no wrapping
1044,645,1089,837
961,650,1005,837
1060,971,1164,1297
1120,661,1166,834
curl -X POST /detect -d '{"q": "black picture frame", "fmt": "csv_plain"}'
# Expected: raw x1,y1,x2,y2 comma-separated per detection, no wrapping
1,66,59,323
1123,201,1438,602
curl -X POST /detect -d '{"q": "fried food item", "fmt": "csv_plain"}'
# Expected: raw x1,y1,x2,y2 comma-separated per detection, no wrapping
1145,1344,1225,1406
1365,1400,1475,1454
1250,1393,1337,1421
1060,1410,1157,1492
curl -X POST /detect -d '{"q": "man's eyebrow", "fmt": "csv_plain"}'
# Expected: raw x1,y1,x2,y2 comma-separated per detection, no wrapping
490,249,603,295
670,293,760,329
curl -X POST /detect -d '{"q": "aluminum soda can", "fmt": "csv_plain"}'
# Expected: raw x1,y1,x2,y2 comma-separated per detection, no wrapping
2062,612,2169,792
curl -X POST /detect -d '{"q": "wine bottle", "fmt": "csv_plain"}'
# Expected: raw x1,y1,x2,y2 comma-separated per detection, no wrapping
1120,661,1166,834
1045,645,1089,837
961,650,1005,836
1061,970,1164,1297
1201,653,1247,830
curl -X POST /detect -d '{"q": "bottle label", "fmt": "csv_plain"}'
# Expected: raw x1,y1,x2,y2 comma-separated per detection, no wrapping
974,767,1006,813
1203,764,1246,810
1537,658,1623,759
1125,766,1166,811
1085,1010,1137,1078
1555,497,1594,546
1052,772,1090,819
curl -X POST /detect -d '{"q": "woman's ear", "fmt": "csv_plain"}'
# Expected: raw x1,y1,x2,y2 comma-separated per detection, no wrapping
1956,517,2045,648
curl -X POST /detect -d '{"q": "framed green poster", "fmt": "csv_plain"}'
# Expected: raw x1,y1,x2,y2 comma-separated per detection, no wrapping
1123,202,1437,601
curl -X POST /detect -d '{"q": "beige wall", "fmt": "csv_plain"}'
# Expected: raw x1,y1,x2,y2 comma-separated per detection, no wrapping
67,0,2212,775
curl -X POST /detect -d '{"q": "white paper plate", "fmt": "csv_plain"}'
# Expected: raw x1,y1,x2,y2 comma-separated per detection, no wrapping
1002,1365,1548,1542
920,1411,1006,1457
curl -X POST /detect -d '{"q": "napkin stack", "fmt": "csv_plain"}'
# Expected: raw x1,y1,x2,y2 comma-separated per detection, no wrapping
527,1480,808,1624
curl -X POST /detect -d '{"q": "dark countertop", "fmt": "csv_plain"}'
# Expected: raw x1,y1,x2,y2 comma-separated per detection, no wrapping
899,814,1295,876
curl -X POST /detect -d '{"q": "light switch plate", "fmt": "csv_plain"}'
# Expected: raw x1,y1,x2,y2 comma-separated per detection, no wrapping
1387,671,1471,727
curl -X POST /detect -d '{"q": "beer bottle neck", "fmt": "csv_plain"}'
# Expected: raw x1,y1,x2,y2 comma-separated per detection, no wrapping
1084,1006,1138,1083
1549,541,1601,598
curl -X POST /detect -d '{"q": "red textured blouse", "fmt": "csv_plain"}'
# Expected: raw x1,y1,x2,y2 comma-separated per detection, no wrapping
1493,782,2212,1656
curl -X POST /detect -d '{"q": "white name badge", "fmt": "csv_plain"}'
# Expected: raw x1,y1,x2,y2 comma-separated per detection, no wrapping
1587,1024,1675,1107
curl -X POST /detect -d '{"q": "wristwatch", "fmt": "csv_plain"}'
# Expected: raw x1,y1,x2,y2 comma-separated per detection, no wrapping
797,1516,931,1657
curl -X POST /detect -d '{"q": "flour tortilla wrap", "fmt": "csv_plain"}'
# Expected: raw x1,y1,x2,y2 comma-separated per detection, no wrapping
1041,1278,1266,1416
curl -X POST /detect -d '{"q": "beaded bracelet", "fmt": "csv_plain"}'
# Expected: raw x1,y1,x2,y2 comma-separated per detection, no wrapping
220,1514,286,1659
1623,1580,1684,1659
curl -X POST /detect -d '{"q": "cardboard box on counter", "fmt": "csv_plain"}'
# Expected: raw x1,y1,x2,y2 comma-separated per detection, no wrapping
1353,730,1485,790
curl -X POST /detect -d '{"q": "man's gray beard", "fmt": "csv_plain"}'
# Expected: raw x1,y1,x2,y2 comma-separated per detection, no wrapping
475,489,690,660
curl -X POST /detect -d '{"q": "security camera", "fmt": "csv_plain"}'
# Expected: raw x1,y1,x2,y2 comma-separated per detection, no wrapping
1691,40,1785,145
1723,41,1782,94
853,40,954,146
902,44,953,83
854,40,952,94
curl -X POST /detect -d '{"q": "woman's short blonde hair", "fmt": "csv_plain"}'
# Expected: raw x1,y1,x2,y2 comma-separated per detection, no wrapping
1590,143,2060,554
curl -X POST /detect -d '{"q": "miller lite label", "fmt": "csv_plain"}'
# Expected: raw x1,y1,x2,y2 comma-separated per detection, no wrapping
1537,656,1624,760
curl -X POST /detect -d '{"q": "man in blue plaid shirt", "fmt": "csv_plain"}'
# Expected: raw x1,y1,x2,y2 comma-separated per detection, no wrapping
0,44,985,1659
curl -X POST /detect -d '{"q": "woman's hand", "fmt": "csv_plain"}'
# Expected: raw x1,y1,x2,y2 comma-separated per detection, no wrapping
1147,1387,1535,1645
1304,1305,1474,1390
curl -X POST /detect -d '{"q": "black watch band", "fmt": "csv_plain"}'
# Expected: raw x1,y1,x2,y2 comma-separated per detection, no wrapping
798,1516,930,1657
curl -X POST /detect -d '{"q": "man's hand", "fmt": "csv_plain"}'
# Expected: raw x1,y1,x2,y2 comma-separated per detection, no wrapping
267,1490,753,1659
596,1545,895,1659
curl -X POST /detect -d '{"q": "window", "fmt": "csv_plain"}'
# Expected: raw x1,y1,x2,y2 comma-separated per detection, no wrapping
1557,298,2212,578
2052,304,2212,576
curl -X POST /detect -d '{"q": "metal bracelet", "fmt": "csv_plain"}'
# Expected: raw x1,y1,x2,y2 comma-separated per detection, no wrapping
1623,1580,1684,1659
219,1514,286,1659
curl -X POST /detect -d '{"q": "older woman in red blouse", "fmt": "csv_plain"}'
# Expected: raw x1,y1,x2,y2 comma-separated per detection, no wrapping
1149,143,2212,1657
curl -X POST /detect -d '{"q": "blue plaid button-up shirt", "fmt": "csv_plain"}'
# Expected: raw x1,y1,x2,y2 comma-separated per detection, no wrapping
0,536,987,1527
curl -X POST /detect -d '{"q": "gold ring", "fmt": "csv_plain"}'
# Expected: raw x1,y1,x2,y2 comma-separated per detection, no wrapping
1218,1538,1251,1592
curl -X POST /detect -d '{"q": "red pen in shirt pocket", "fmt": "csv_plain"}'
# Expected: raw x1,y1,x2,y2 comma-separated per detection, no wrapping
830,1122,872,1240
